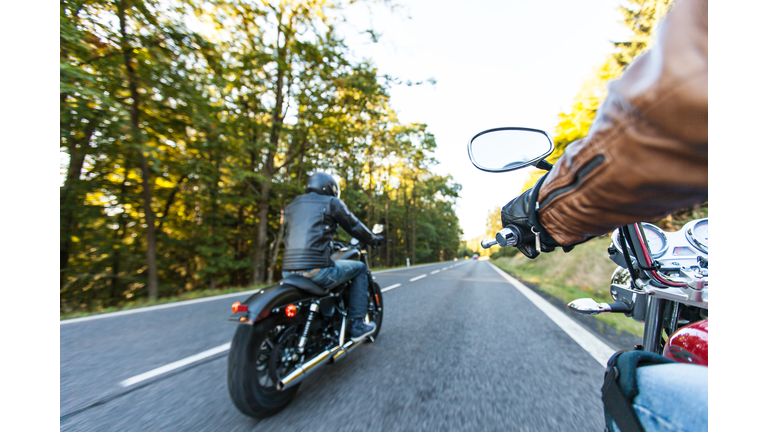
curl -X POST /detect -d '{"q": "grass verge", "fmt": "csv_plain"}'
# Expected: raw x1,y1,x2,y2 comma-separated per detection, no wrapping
60,284,268,321
492,236,644,338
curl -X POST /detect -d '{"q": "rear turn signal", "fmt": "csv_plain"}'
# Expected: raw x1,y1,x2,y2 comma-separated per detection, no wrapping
232,302,248,313
285,304,297,318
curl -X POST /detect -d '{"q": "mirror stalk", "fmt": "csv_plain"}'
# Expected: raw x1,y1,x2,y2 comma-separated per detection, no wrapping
535,159,553,172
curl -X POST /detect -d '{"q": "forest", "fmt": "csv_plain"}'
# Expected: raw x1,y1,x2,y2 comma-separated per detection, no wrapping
60,0,463,314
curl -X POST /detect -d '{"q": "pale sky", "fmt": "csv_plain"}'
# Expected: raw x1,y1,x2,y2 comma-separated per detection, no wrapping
334,0,633,240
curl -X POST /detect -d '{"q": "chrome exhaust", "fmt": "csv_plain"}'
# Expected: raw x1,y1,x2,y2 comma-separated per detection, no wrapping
330,338,365,363
276,349,332,391
276,316,348,391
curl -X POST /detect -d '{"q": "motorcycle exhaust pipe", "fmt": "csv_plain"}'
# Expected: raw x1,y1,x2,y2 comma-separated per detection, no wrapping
276,349,332,391
277,316,349,391
330,338,365,363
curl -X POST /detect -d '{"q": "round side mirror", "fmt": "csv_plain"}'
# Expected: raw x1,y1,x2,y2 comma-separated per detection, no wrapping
467,127,554,172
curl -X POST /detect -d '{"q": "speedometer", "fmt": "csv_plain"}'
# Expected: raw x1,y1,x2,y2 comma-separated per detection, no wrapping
611,223,668,259
639,223,668,258
686,219,708,253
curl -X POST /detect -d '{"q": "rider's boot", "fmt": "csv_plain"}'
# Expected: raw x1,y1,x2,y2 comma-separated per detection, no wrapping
349,318,376,342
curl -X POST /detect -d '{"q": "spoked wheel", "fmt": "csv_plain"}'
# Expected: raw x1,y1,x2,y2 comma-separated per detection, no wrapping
227,315,303,418
364,281,384,342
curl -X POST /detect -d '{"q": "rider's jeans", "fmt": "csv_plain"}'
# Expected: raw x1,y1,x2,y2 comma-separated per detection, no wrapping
612,363,708,432
282,259,369,319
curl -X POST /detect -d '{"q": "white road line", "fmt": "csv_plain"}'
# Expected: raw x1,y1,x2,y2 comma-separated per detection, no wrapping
430,270,440,274
442,267,448,271
410,274,427,282
63,262,456,325
487,262,614,366
119,343,231,388
369,262,435,274
381,283,402,292
61,290,261,325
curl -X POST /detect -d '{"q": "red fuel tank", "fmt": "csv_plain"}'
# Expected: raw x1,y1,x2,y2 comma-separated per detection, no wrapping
663,319,708,366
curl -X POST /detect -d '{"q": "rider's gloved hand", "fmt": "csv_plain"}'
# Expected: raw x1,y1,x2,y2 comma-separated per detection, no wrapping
500,173,574,259
371,235,385,247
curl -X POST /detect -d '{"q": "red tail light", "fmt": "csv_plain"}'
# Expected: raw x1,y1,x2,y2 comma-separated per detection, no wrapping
232,302,248,313
285,304,297,318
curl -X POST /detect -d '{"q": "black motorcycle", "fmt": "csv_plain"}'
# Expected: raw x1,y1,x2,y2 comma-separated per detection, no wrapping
227,235,384,418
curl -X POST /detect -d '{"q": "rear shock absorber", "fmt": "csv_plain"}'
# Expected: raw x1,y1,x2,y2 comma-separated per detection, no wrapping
297,301,320,354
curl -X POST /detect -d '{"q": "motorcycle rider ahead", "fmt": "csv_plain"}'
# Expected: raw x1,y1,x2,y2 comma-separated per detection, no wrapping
281,172,384,341
497,0,707,431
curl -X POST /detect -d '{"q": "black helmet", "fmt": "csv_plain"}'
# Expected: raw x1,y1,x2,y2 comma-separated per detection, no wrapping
305,172,340,198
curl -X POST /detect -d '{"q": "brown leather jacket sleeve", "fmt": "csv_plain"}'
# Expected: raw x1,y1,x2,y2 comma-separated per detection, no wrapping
537,0,708,247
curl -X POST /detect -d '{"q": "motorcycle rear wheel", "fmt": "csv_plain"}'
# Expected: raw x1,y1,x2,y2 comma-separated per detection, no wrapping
227,315,302,418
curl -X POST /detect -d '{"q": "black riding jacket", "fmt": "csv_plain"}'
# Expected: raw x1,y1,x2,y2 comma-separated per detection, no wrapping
282,192,376,271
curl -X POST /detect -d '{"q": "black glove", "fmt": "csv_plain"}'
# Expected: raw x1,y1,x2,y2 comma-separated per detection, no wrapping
371,235,385,247
500,173,572,259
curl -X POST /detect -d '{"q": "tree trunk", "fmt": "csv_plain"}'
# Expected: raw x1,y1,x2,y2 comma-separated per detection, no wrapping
119,0,159,300
110,174,129,303
266,204,286,285
385,198,390,267
252,21,287,285
60,119,98,288
252,168,274,285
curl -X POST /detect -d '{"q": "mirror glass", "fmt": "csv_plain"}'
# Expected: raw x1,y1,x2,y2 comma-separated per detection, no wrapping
372,224,384,234
468,128,553,172
350,238,360,245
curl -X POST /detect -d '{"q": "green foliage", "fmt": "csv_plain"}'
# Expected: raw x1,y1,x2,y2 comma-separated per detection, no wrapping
60,0,463,314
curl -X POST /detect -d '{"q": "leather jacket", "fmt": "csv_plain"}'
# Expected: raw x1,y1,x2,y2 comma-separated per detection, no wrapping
537,0,708,247
282,192,376,271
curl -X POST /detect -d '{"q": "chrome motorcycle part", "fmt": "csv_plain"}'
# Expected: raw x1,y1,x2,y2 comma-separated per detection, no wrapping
277,313,349,390
276,349,332,391
467,127,554,173
532,226,541,253
481,238,498,249
495,227,519,247
642,297,666,354
685,218,708,253
331,337,365,362
296,301,320,354
567,298,631,315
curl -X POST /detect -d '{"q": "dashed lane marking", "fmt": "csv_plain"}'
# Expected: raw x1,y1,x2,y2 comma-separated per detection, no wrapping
381,283,402,292
119,343,231,388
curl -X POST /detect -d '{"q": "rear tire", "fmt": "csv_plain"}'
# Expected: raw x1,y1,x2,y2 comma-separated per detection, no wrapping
227,315,302,418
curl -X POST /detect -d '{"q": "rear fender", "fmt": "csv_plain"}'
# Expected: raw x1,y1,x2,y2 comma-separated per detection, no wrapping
229,283,313,325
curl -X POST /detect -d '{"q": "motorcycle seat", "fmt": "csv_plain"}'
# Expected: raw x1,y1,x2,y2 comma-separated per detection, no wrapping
279,276,328,296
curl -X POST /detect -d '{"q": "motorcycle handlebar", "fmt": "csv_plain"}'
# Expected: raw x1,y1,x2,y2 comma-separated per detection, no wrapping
481,225,531,249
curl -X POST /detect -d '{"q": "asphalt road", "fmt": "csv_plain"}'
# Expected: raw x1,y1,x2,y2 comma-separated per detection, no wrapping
61,260,617,431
